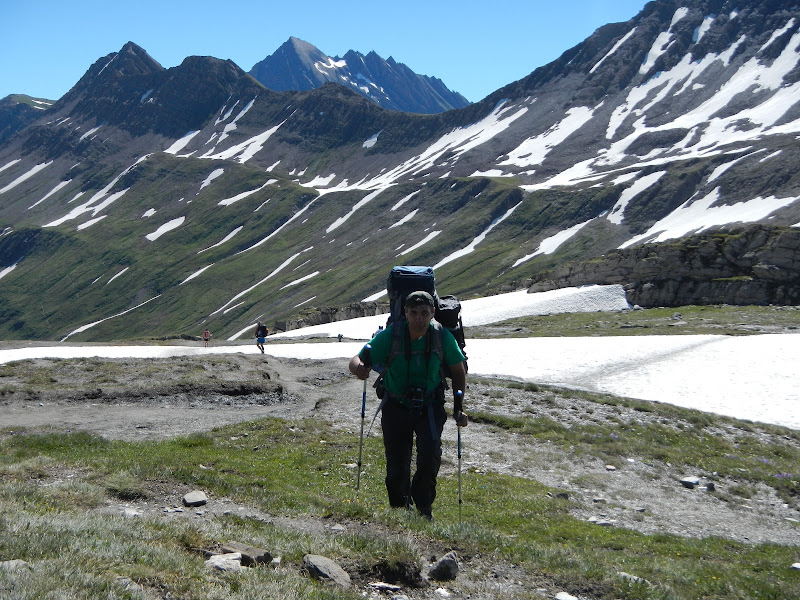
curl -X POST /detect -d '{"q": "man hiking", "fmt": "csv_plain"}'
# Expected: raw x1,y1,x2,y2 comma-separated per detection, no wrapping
254,322,268,353
349,290,468,521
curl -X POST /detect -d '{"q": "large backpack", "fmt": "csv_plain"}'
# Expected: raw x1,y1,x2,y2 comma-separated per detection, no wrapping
366,266,467,431
383,265,467,376
385,265,437,326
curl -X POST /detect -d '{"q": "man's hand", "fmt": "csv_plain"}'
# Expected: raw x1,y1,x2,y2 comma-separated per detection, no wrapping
455,411,468,427
349,355,370,380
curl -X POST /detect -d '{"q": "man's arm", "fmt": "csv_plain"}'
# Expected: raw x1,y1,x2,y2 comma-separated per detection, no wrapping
448,361,468,426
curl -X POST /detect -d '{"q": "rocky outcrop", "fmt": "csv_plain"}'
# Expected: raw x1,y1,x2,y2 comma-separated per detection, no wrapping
276,301,387,332
529,225,800,307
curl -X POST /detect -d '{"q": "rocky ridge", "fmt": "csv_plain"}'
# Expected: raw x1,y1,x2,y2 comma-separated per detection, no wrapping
530,225,800,307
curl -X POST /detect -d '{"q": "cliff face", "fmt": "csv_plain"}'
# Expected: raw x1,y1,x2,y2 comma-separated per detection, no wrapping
530,226,800,307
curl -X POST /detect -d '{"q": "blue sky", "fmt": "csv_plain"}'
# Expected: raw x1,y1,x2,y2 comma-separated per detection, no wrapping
2,0,648,103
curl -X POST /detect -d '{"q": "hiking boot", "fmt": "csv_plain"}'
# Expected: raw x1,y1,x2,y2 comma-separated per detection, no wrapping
417,508,433,522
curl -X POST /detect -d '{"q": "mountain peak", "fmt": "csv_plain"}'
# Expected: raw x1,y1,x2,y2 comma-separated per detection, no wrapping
112,41,164,76
249,37,470,113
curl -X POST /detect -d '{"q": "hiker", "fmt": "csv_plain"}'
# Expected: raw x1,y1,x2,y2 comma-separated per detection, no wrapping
254,322,268,353
202,329,212,347
349,290,468,520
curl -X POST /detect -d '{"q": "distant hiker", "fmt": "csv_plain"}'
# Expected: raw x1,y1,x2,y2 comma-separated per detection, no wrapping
373,325,384,338
254,322,268,353
338,333,343,342
349,290,467,521
202,329,212,347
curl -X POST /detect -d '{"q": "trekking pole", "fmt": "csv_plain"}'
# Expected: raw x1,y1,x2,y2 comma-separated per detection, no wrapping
356,344,371,498
455,389,464,524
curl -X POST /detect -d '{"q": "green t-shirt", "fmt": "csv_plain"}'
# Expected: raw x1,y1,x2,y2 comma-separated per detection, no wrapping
361,322,465,397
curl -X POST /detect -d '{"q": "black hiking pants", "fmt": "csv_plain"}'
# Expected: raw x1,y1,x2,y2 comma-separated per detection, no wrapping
381,397,447,516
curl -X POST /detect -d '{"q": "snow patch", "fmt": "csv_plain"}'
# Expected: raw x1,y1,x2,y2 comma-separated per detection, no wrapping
145,217,186,241
165,131,200,154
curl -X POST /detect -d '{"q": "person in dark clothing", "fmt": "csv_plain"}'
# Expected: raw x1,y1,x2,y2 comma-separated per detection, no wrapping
254,322,268,353
349,291,467,520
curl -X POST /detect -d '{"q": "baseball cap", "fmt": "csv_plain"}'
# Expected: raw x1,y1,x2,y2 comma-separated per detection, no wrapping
405,290,435,308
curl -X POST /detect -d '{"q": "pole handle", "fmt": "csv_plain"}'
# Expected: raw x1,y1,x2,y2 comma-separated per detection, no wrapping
454,389,464,421
361,343,372,369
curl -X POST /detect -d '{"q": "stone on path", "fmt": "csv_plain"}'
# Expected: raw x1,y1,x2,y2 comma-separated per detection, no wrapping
182,490,208,507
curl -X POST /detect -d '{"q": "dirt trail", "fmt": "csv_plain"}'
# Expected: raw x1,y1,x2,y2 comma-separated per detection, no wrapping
1,350,798,548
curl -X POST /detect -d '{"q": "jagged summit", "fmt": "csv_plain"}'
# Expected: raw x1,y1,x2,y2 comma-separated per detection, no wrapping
44,42,260,139
248,37,470,113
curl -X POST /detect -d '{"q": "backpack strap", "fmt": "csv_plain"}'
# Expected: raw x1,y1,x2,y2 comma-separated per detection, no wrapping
429,320,446,385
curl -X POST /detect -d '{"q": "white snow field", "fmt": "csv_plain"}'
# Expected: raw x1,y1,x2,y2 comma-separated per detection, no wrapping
1,284,798,430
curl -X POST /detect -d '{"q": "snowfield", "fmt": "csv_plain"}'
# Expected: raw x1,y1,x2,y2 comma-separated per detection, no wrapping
1,285,798,430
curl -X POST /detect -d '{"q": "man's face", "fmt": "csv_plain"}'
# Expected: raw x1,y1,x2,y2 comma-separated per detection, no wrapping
405,304,434,339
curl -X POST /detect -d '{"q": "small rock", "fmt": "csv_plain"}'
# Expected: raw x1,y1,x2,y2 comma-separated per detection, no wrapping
369,582,402,591
593,497,607,504
302,554,351,588
792,563,800,570
555,492,570,500
123,508,141,518
0,559,31,571
115,576,141,591
429,551,459,581
183,490,208,507
680,477,701,489
205,553,242,572
605,465,617,471
434,588,451,597
596,519,616,527
705,481,716,492
330,523,346,533
221,541,272,566
618,571,650,584
555,592,578,600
